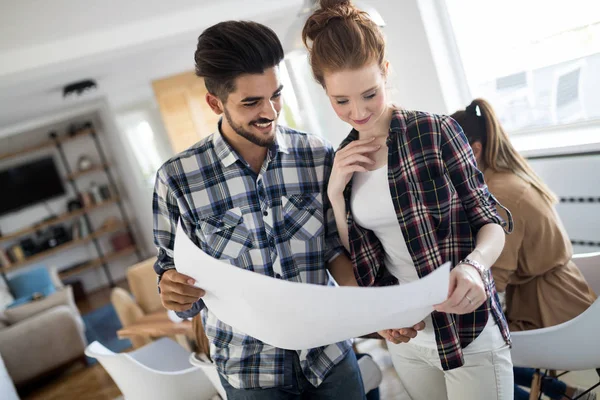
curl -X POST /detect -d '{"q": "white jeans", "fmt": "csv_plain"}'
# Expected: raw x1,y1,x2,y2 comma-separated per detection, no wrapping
388,319,513,400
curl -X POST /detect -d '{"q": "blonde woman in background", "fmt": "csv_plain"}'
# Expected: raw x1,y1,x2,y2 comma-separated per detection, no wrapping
452,98,597,400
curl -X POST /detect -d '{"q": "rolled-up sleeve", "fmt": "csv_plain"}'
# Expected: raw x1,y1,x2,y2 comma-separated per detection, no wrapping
153,169,179,275
152,169,205,317
440,116,512,234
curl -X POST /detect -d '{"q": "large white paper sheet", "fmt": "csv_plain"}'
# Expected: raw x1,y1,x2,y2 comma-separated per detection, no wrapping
174,223,450,350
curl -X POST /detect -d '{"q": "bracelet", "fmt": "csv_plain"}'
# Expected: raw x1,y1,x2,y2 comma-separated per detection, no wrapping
458,258,491,297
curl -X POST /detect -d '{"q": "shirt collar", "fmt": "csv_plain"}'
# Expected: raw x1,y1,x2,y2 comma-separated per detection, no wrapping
212,120,290,168
346,108,407,142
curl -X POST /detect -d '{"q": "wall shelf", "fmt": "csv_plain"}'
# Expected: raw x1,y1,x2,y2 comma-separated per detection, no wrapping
4,222,127,271
65,164,110,181
0,128,93,162
59,246,137,280
0,197,120,245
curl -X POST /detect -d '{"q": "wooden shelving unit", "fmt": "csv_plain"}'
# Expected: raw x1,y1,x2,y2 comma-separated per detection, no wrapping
58,245,137,280
0,197,119,245
0,123,142,287
3,222,127,271
0,129,93,162
65,164,110,181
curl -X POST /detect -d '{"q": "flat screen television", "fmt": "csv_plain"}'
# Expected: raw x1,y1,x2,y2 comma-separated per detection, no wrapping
0,157,66,216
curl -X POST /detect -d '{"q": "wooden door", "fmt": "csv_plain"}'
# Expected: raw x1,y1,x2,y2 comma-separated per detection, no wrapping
152,71,220,153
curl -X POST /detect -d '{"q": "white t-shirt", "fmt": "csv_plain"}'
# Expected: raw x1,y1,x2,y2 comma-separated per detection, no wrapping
351,166,437,347
350,165,498,349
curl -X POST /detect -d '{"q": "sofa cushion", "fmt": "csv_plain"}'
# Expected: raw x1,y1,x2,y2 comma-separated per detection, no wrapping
7,266,55,306
4,286,76,325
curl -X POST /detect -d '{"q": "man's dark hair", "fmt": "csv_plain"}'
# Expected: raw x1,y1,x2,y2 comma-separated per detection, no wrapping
194,21,285,100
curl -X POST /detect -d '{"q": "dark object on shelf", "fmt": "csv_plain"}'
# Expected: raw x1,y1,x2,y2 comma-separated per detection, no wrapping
63,80,97,99
19,238,38,257
67,198,82,212
99,184,112,200
36,225,71,251
110,231,134,251
0,157,66,217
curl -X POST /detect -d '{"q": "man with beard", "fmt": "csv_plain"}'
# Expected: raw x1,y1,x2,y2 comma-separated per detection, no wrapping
152,20,403,399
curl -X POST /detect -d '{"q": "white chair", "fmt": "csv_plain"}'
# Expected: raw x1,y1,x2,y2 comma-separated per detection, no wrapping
85,337,218,400
573,252,600,296
357,353,384,394
189,353,228,400
510,252,600,398
188,351,382,399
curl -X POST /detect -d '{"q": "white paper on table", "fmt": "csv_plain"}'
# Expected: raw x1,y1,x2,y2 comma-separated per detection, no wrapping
174,222,450,350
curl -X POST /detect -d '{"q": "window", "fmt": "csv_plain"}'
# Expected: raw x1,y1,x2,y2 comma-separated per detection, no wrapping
444,0,600,133
116,109,167,188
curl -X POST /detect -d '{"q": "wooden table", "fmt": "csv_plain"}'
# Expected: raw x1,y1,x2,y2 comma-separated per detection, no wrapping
117,310,194,350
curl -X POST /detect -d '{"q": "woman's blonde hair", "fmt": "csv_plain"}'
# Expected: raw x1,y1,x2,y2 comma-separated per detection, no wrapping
451,98,557,205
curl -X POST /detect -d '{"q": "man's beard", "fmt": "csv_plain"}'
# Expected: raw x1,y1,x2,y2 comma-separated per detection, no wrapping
223,107,277,148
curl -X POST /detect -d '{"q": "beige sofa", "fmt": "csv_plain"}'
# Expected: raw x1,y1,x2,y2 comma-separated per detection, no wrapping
0,272,86,386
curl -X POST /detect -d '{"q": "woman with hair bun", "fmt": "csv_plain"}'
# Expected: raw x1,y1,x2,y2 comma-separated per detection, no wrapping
303,1,514,398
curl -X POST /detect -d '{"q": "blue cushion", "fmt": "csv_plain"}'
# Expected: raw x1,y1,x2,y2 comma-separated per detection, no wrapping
7,266,56,301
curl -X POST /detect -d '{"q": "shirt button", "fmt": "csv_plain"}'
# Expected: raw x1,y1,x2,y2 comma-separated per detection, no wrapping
263,210,269,217
269,238,275,247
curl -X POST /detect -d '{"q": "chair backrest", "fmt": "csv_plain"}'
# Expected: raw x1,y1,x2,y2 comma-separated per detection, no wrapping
127,258,163,314
572,252,600,295
86,338,217,400
189,353,228,400
511,297,600,370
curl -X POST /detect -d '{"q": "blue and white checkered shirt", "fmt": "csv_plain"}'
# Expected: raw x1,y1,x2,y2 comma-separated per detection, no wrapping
152,123,351,389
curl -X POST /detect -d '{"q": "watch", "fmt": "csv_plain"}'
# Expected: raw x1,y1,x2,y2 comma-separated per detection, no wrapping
458,258,491,297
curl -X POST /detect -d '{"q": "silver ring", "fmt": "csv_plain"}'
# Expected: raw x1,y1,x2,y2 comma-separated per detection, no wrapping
465,295,473,304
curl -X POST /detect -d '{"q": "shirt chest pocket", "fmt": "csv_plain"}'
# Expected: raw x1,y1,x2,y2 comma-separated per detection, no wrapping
196,207,253,260
408,175,453,239
281,193,324,241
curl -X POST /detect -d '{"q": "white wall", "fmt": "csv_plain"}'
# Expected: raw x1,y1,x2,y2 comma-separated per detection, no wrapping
371,0,448,114
529,154,600,254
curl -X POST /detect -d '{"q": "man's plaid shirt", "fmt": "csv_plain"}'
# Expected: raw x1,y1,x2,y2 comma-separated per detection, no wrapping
153,124,350,389
341,109,513,371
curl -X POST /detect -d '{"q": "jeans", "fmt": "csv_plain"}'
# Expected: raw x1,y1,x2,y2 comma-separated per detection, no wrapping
514,367,567,400
219,350,366,399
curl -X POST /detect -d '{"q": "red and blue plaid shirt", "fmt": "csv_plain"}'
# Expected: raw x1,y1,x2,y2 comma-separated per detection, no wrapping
340,109,513,370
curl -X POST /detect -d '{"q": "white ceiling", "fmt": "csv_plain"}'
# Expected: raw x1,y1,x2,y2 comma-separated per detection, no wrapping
0,0,303,130
0,0,213,52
